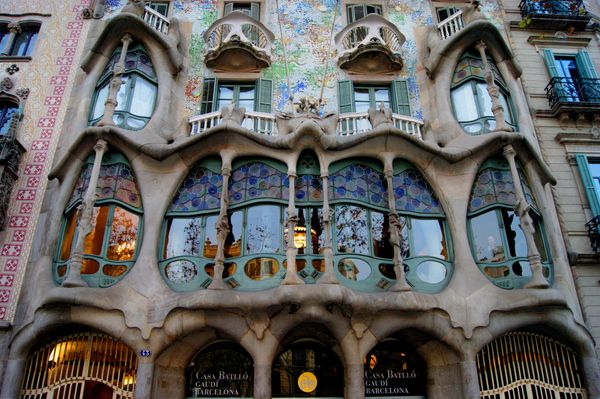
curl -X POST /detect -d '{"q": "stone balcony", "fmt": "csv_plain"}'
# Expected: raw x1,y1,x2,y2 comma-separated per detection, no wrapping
334,14,405,74
519,0,590,30
142,6,170,34
203,11,275,72
437,10,465,40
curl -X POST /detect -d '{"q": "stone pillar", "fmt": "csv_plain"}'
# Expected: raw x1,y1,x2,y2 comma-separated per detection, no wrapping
209,165,231,290
134,359,154,399
318,173,338,284
282,172,303,285
460,352,480,399
62,139,108,287
384,167,410,291
1,23,21,55
0,357,25,399
502,145,549,289
345,362,364,399
475,41,511,132
98,34,133,127
253,362,271,399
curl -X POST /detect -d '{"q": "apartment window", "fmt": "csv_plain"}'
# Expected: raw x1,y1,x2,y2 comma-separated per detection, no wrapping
543,49,599,103
0,23,40,57
200,78,272,114
575,154,600,217
224,2,260,20
451,49,515,135
338,80,410,115
146,1,169,16
89,43,157,130
0,102,18,134
347,4,383,23
436,6,460,22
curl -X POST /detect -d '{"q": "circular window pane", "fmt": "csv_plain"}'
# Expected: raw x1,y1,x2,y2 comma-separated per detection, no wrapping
416,261,446,284
81,258,100,275
338,258,371,281
103,264,128,277
512,261,532,277
166,260,198,284
57,265,67,277
312,259,325,273
379,263,396,279
244,258,279,280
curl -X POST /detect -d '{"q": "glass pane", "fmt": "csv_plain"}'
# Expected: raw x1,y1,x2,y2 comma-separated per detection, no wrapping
354,87,370,112
0,33,9,54
416,261,447,284
498,91,513,124
452,83,478,122
60,210,79,261
504,210,527,258
371,211,393,259
115,76,130,111
476,82,494,117
225,211,242,257
374,88,390,109
92,84,109,121
204,214,218,258
338,258,371,281
165,260,198,284
238,86,255,112
205,262,236,278
310,208,323,254
244,257,279,280
107,207,139,261
81,258,100,275
103,264,128,277
130,76,156,117
335,205,369,255
470,211,505,262
246,205,281,254
164,218,203,258
83,206,109,256
11,31,32,56
411,218,447,259
217,85,234,110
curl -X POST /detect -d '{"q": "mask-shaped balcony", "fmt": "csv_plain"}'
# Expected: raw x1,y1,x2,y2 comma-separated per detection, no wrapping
334,14,405,74
203,11,275,72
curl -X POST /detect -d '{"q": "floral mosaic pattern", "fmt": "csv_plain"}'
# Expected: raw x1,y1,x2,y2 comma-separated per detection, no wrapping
229,163,288,205
329,164,388,208
469,169,516,212
295,175,323,202
169,165,222,212
393,168,442,214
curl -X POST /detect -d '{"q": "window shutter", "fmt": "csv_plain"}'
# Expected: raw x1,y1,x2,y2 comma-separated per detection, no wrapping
575,154,600,217
255,79,272,113
338,80,354,113
200,78,218,114
224,2,233,15
392,79,410,116
542,49,559,77
575,49,598,79
250,3,260,20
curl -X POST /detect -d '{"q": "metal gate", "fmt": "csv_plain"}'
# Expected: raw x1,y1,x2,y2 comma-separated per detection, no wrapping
477,331,587,399
20,332,137,399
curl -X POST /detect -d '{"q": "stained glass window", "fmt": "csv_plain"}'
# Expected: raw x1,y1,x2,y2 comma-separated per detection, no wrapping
229,161,288,205
168,165,222,213
329,163,388,208
393,168,443,214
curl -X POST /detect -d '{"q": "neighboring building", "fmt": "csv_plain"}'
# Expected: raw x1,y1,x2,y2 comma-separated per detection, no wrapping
1,0,600,398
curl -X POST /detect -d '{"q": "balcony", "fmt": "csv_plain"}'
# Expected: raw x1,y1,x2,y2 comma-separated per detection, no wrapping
545,77,600,116
585,215,600,253
188,110,423,138
334,14,405,74
437,10,465,40
519,0,590,30
143,6,170,34
203,11,275,72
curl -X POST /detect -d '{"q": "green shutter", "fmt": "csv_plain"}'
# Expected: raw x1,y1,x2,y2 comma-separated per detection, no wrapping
391,79,410,116
576,154,600,217
542,49,559,77
200,78,218,113
575,49,598,79
338,80,354,113
250,2,260,20
224,2,233,15
255,79,272,113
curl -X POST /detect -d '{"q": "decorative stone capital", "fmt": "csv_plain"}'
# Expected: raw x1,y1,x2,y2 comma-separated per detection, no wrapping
7,23,22,35
502,144,516,160
94,139,108,154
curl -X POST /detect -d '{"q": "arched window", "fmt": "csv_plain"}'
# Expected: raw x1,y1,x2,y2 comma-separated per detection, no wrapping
477,331,587,398
89,43,157,130
0,22,40,57
451,49,515,135
226,159,288,289
0,100,19,135
160,158,223,291
54,152,143,287
20,332,138,398
468,157,551,289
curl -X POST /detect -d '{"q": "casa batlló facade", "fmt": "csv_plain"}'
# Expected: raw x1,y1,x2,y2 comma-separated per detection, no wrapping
1,0,600,398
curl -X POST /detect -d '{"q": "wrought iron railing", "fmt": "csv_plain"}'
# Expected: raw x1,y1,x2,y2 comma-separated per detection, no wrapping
545,77,600,109
437,10,465,40
519,0,586,17
585,215,600,253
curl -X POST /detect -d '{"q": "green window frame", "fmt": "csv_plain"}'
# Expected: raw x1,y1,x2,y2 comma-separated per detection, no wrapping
543,48,599,104
337,79,410,115
347,4,383,23
54,152,144,288
200,78,272,114
435,6,460,22
575,154,600,217
89,43,158,131
147,1,169,16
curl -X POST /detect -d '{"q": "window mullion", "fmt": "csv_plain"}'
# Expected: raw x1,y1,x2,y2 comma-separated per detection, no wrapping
496,209,510,255
100,205,115,259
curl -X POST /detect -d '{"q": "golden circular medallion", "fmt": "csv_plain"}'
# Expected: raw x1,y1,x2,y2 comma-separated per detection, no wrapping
298,371,318,393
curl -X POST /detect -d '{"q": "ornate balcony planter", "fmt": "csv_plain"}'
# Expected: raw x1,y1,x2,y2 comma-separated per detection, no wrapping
334,14,405,74
519,0,590,30
203,11,275,72
545,77,600,117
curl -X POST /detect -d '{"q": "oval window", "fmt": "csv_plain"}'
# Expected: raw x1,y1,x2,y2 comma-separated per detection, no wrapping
166,260,198,284
416,261,446,284
338,258,371,281
244,258,279,280
103,264,128,277
379,263,395,280
81,259,100,274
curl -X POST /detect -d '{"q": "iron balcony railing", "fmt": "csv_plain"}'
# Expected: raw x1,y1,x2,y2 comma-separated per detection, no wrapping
585,215,600,253
545,77,600,109
519,0,586,17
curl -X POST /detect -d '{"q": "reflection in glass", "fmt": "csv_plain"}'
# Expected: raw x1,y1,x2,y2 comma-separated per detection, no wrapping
107,207,139,261
504,210,526,258
84,207,108,256
379,263,395,279
371,211,393,259
416,261,446,284
245,258,279,280
103,264,128,277
471,211,505,262
338,258,371,281
225,211,242,258
484,265,509,278
81,259,100,275
60,211,78,261
412,218,447,259
205,262,237,278
512,261,532,277
336,205,369,255
166,260,197,284
246,205,281,254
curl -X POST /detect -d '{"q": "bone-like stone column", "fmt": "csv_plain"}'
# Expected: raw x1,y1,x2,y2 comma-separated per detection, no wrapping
282,172,304,285
345,362,365,398
0,357,25,399
208,164,231,290
134,359,154,399
384,167,411,291
98,34,133,127
460,352,480,399
62,139,108,287
502,145,549,289
476,40,511,132
1,23,21,55
253,362,271,399
318,173,338,284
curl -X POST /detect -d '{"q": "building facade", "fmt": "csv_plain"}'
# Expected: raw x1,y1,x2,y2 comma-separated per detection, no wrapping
1,0,600,398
